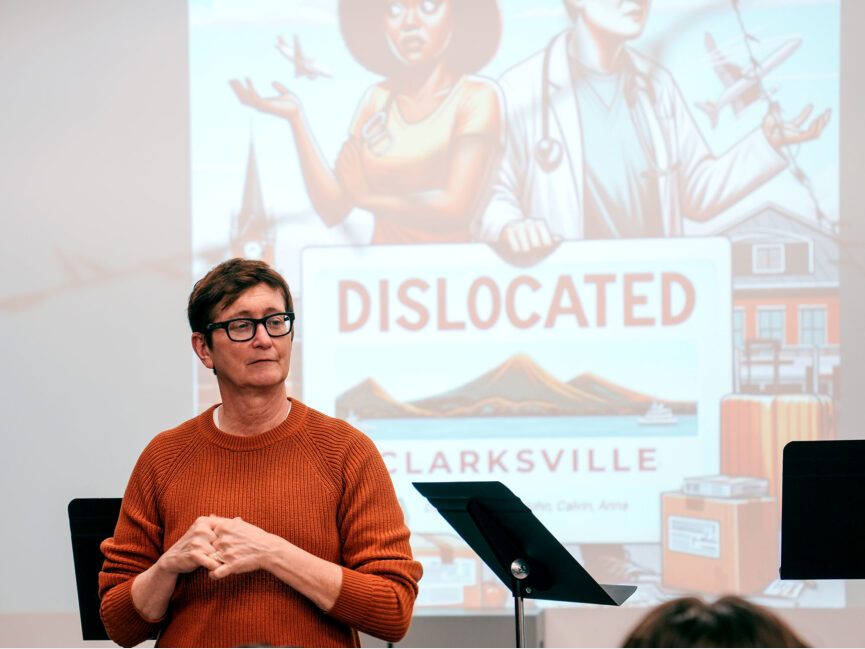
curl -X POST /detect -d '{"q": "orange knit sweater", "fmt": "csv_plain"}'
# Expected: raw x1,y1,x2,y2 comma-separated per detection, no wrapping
99,399,422,647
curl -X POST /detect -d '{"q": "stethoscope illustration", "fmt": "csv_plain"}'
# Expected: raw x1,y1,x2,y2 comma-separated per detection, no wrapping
533,31,676,179
535,34,565,173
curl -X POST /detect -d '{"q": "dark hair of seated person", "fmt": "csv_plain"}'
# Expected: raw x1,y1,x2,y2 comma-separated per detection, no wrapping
622,595,809,648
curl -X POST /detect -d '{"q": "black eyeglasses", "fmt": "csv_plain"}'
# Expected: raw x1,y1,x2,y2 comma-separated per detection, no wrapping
206,312,295,342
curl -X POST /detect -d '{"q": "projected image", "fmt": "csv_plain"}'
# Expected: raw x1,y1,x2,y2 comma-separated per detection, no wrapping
190,0,841,609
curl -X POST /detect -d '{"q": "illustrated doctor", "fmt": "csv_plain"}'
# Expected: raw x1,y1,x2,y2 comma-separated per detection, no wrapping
479,0,830,257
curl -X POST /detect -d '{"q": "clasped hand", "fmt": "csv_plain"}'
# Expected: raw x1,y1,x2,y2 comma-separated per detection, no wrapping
158,515,283,580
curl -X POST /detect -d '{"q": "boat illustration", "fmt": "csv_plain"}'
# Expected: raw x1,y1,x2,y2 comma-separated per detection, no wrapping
638,402,678,426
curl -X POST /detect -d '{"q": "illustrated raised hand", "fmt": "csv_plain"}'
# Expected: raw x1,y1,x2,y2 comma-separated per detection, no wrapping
762,103,831,149
229,78,302,122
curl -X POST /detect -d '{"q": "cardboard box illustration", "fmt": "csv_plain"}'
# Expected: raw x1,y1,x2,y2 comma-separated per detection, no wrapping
661,492,778,594
412,533,484,608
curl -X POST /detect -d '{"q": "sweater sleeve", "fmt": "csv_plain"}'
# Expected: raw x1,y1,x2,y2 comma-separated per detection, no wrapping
326,433,422,642
98,447,166,647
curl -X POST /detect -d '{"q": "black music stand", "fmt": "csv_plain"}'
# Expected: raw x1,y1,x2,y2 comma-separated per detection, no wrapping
414,481,636,647
780,440,865,579
68,497,123,640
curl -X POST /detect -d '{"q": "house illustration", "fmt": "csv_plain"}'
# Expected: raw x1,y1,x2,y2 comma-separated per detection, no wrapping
717,203,839,396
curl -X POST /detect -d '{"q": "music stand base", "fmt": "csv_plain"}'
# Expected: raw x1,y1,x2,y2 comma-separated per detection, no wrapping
514,592,525,648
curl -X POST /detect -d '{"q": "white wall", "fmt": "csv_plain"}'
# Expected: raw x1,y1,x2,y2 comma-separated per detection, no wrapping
0,0,190,630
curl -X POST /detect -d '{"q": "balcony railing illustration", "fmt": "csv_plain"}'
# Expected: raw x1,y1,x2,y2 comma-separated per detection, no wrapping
734,339,840,396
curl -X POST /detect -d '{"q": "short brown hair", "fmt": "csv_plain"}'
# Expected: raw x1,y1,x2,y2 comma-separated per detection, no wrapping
339,0,501,78
187,258,293,344
622,596,808,648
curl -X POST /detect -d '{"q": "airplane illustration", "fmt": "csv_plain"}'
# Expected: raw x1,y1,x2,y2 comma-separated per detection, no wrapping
275,35,332,80
695,32,801,129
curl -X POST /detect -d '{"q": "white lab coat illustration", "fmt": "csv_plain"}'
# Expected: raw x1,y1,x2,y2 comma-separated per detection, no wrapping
479,32,788,242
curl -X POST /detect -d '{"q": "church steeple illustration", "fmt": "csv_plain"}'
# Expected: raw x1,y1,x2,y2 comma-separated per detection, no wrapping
231,139,275,262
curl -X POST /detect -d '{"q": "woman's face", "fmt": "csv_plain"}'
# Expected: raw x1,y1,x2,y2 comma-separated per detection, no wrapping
384,0,454,66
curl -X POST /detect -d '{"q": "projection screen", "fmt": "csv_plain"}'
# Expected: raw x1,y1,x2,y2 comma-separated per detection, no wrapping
189,0,845,612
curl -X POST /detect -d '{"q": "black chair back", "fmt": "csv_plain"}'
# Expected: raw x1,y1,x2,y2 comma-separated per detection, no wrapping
67,497,122,640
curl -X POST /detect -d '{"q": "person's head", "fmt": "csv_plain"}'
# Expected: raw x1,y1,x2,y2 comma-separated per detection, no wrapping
622,596,808,648
188,258,295,390
340,0,501,77
563,0,650,40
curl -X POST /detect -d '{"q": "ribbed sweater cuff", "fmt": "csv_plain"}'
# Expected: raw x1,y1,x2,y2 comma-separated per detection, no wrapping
328,567,371,624
328,567,411,642
101,579,161,646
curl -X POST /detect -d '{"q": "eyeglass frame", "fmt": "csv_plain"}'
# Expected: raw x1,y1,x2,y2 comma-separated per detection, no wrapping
205,311,295,342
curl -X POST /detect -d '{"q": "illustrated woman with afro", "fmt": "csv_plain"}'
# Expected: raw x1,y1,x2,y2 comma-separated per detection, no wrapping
232,0,503,245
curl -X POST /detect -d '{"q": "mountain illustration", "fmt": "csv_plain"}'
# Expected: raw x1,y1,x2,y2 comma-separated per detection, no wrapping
567,372,697,414
409,354,608,416
335,354,697,419
335,378,432,419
